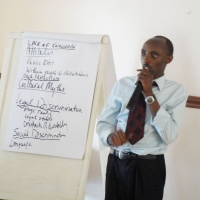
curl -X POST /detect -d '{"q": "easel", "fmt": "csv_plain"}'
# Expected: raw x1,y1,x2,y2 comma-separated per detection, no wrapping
0,32,116,200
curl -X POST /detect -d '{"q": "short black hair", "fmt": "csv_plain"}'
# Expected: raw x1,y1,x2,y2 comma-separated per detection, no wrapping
154,36,174,56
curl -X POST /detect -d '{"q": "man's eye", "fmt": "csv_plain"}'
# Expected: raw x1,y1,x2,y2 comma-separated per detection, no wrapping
141,52,145,57
151,54,157,58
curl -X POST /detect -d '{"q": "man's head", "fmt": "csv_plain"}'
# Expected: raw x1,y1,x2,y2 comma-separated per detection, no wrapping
141,36,173,79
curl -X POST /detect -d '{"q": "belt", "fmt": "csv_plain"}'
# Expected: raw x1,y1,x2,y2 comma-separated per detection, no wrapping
110,148,157,160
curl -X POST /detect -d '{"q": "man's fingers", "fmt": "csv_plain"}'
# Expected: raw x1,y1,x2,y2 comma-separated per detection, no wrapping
110,133,121,147
137,68,153,79
128,133,134,140
111,130,128,146
111,131,134,146
116,130,128,143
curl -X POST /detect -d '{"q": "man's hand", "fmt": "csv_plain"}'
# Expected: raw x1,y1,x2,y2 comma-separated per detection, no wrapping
137,67,154,96
107,130,133,147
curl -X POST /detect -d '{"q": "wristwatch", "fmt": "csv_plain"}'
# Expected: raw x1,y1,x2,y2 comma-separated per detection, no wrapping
145,95,156,104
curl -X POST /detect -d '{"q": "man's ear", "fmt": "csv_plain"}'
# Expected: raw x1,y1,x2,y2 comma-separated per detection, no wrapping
166,55,173,64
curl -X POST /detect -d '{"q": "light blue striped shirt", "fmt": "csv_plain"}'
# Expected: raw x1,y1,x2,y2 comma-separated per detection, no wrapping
96,75,188,155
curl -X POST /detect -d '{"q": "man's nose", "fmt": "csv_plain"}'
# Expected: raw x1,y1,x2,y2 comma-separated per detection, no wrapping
144,54,150,63
144,54,151,63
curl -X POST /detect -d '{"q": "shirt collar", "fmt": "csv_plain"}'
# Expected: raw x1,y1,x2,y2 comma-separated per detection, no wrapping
153,75,165,91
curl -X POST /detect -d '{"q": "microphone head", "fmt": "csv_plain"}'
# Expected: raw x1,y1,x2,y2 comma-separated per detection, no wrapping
142,64,149,69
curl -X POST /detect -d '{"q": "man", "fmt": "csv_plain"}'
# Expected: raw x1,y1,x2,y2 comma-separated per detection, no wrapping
96,36,188,200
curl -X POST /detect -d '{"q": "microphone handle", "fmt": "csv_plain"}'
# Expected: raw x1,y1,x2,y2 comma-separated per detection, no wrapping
126,81,143,111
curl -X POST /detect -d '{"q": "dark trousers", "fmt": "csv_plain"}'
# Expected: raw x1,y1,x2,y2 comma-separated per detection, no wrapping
105,154,166,200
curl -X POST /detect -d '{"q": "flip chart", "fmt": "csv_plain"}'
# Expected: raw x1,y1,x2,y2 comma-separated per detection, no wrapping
2,35,102,159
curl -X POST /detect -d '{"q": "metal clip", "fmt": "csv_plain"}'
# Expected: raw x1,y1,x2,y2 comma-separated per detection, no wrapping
118,151,128,159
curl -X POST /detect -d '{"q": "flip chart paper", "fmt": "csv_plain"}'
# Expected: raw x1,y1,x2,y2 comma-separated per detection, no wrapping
2,36,101,159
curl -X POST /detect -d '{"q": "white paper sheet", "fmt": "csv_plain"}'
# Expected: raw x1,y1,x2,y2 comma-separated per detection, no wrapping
2,35,102,159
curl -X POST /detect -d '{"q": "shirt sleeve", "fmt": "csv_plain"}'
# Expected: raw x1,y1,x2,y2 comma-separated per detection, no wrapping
150,85,188,144
96,81,121,146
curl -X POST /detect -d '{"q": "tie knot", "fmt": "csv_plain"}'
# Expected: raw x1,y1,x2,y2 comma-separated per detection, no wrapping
152,81,158,87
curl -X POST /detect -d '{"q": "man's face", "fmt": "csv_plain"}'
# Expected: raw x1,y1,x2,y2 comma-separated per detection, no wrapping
141,38,173,79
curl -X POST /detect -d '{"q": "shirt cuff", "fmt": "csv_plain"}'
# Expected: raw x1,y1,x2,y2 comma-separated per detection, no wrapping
99,128,114,147
150,107,171,129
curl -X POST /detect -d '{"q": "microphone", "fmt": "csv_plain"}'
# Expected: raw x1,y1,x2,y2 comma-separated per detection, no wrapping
126,81,143,111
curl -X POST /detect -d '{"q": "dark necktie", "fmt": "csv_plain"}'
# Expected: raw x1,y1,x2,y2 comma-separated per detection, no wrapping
125,92,146,145
152,81,158,87
125,81,157,145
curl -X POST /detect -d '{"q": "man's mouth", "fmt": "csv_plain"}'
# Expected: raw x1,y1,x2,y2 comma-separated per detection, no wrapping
142,64,153,74
142,64,150,69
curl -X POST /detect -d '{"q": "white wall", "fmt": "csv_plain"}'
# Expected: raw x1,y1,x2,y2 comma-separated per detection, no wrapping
0,0,200,199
